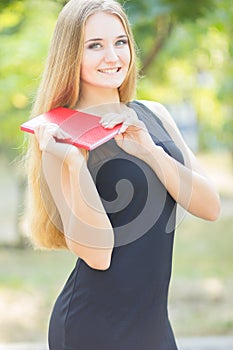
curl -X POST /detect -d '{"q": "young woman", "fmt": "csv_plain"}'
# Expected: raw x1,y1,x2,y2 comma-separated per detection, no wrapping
26,0,220,349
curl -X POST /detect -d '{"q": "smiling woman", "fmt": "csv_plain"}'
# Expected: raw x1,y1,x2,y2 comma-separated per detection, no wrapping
24,0,220,349
78,12,131,108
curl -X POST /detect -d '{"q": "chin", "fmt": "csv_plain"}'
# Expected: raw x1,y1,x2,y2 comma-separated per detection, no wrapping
99,79,126,89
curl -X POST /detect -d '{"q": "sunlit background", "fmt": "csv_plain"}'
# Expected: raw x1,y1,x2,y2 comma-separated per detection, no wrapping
0,0,232,346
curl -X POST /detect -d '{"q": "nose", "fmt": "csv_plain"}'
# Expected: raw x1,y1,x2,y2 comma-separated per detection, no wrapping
104,45,118,63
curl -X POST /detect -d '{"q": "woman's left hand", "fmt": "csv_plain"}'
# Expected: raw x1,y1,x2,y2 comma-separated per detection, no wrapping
100,108,155,159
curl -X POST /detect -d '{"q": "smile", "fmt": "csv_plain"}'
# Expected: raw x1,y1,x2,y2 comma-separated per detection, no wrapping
98,67,121,74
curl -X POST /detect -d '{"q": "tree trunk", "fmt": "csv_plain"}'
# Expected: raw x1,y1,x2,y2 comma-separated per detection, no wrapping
140,17,173,76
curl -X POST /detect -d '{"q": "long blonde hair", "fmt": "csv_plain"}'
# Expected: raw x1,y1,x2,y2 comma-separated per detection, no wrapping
26,0,138,249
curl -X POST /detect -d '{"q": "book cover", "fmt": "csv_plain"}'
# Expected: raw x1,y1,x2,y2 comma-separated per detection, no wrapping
20,107,122,150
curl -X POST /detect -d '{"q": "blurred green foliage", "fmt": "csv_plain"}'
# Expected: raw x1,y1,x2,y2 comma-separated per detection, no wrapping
0,0,232,159
0,0,61,159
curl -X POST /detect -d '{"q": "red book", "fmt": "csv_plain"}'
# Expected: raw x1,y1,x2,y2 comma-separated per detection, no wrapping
20,107,122,150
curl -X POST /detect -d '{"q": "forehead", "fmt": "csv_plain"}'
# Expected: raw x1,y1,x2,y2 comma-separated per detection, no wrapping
84,11,126,39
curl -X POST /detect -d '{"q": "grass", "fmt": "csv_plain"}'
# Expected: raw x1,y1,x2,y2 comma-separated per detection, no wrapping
170,215,233,337
0,248,76,343
173,215,233,278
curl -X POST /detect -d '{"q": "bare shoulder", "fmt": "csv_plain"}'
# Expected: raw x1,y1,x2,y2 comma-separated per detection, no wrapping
137,99,199,170
138,99,167,114
137,99,181,135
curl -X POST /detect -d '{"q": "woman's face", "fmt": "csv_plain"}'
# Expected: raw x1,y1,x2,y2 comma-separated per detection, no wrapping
80,11,131,92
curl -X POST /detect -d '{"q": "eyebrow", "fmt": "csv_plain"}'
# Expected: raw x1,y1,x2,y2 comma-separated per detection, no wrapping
85,35,128,44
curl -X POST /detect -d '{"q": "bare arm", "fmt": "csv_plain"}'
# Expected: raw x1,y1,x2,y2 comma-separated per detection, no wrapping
35,125,114,270
100,101,220,221
139,100,221,220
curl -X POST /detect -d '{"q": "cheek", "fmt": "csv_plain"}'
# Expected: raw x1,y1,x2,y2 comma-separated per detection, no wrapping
80,54,97,81
81,51,102,72
80,61,87,81
122,48,131,68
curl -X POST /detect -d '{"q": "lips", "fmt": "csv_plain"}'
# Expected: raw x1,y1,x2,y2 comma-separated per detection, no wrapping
98,67,121,74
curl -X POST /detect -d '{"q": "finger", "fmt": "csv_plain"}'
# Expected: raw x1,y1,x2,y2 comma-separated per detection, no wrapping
100,113,124,128
102,122,120,129
120,121,131,133
100,113,119,123
40,134,56,152
34,122,59,135
55,128,72,140
114,133,123,143
34,125,57,151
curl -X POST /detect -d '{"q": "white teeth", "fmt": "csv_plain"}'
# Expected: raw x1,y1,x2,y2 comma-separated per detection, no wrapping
99,68,120,74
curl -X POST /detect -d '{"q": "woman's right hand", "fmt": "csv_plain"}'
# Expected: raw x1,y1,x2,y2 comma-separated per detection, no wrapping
34,122,88,166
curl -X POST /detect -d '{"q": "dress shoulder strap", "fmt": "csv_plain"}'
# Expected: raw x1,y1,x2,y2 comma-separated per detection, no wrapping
128,100,172,143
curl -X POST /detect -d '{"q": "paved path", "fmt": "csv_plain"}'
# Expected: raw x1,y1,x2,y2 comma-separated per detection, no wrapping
177,336,233,349
0,337,233,350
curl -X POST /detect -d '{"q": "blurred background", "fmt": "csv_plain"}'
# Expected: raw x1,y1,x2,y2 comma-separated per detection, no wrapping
0,0,232,345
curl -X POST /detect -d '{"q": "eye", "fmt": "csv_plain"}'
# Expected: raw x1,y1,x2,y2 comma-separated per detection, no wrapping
115,39,128,47
88,42,102,50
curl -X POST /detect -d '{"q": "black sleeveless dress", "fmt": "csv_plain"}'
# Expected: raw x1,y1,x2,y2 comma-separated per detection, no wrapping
48,101,183,350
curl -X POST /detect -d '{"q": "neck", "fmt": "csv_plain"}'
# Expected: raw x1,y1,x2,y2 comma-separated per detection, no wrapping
76,84,121,110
